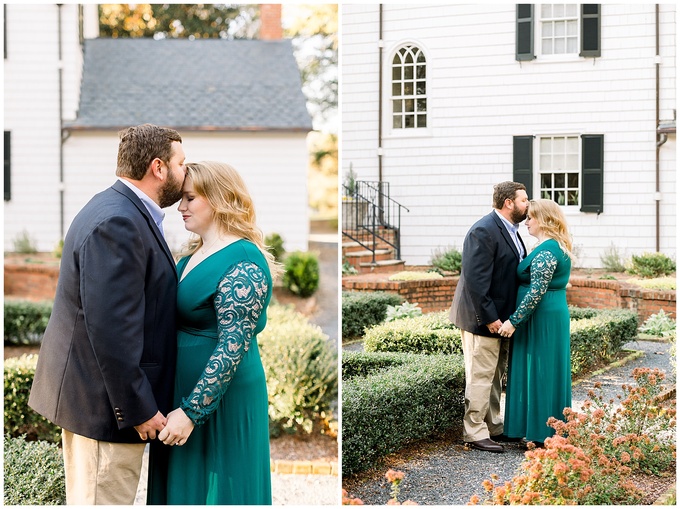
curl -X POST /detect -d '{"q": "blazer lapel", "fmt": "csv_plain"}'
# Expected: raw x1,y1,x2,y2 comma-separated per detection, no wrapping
491,211,523,261
112,180,177,277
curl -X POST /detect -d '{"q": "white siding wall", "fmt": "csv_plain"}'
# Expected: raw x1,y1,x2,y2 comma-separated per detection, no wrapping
342,4,676,268
62,132,310,255
4,4,82,252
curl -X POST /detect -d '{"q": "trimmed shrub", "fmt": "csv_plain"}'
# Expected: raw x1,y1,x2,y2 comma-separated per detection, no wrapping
342,352,465,475
259,303,338,435
363,311,462,355
430,246,463,274
4,434,66,505
341,291,405,339
342,351,418,380
4,299,53,345
4,355,61,443
568,305,599,321
570,309,638,377
627,252,676,278
283,250,320,297
264,232,285,263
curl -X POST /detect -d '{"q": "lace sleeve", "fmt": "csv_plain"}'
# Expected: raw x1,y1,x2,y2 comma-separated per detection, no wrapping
180,261,269,425
508,250,558,327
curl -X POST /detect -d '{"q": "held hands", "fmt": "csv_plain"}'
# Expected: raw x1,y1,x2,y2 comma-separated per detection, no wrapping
158,408,195,447
134,411,167,441
486,319,503,335
498,320,516,338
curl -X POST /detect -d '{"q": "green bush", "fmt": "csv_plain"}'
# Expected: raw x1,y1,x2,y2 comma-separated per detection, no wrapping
264,232,285,263
430,246,463,274
4,299,53,345
342,352,465,475
4,434,65,505
570,309,638,377
341,291,405,339
385,302,422,322
568,305,599,321
363,311,462,355
4,355,62,443
639,309,676,337
259,303,338,435
282,250,320,297
627,252,676,278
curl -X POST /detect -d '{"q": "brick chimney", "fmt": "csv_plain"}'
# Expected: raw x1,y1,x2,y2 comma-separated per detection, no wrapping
260,4,282,40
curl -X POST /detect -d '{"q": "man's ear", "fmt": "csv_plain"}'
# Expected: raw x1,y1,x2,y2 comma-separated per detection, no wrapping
150,158,164,180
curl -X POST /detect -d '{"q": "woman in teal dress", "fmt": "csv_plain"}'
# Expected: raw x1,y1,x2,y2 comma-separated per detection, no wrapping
498,199,573,447
147,161,281,505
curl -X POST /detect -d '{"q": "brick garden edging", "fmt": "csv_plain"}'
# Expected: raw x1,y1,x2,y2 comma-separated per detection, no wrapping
342,272,675,323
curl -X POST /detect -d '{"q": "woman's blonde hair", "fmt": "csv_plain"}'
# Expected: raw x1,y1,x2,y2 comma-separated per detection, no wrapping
179,161,283,279
529,199,575,259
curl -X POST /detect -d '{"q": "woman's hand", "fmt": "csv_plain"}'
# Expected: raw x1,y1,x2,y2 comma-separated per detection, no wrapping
498,320,516,338
158,408,194,446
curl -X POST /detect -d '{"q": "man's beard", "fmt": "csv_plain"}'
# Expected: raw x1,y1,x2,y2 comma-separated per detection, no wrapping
158,169,184,208
510,205,528,224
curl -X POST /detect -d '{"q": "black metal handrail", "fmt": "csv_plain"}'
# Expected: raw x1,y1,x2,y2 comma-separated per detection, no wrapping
341,180,409,264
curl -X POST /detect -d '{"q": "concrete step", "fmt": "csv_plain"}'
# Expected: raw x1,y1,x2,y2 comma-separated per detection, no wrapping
357,259,406,274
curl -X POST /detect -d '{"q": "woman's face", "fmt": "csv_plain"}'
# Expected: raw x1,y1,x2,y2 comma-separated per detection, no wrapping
177,176,213,236
525,211,542,238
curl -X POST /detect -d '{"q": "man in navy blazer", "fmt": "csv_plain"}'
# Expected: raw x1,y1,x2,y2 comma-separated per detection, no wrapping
449,182,528,453
29,124,186,504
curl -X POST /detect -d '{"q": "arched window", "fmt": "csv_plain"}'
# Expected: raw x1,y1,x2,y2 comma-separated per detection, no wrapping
391,45,427,129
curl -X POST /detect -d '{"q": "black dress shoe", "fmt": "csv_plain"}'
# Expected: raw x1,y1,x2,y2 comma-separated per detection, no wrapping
520,438,544,449
490,434,521,443
467,438,505,453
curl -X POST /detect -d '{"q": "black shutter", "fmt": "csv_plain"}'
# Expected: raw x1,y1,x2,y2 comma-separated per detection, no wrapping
581,134,604,213
516,4,535,61
513,136,533,198
4,131,10,201
580,5,601,57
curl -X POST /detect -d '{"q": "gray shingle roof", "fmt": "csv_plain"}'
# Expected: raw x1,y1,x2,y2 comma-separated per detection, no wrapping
65,38,312,131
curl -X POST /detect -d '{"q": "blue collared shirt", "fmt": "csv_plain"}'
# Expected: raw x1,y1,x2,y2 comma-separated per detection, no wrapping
494,209,524,261
117,178,166,236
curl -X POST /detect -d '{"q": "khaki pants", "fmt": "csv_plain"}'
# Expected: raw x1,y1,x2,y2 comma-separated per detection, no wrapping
461,330,509,442
62,429,146,505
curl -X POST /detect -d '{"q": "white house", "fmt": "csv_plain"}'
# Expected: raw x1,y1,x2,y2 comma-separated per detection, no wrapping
341,4,676,268
4,4,312,255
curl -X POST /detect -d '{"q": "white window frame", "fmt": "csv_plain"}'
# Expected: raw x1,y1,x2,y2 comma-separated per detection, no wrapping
536,134,581,208
537,4,580,60
385,40,431,139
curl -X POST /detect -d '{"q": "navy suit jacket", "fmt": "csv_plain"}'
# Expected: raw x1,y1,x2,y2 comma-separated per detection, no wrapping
449,211,525,337
29,180,178,443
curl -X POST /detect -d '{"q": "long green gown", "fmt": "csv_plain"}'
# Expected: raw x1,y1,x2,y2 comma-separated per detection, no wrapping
148,239,272,505
504,238,572,444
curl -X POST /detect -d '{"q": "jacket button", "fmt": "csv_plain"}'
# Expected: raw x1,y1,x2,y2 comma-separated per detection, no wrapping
117,417,124,421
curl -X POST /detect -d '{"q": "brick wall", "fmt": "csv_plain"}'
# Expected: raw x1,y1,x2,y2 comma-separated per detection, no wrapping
343,275,676,322
4,263,59,301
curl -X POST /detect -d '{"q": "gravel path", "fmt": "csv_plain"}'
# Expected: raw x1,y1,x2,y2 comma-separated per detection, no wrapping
342,340,674,505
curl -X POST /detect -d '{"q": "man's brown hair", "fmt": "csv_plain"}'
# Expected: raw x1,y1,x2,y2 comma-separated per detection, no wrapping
492,181,526,209
116,124,182,181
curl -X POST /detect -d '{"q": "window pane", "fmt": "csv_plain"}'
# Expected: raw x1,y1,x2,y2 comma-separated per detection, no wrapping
541,173,552,188
543,22,553,36
555,21,565,36
540,155,552,170
555,190,566,205
567,37,577,53
542,39,552,54
392,83,401,96
555,38,565,53
417,115,427,128
567,20,577,35
416,81,426,95
405,115,414,128
405,99,414,112
555,173,565,188
540,138,552,153
416,64,426,79
554,4,564,17
566,4,578,16
568,190,579,205
566,136,578,152
405,52,413,64
554,154,566,171
392,66,401,80
542,190,552,200
416,51,425,63
393,100,402,113
541,5,552,17
568,173,579,187
405,65,414,79
404,82,414,95
417,98,427,112
393,115,402,129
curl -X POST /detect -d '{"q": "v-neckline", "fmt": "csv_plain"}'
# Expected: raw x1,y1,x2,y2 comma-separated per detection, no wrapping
178,238,245,284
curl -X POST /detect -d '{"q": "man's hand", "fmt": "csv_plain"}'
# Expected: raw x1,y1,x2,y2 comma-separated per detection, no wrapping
498,320,516,338
134,411,167,441
486,319,502,335
158,408,195,447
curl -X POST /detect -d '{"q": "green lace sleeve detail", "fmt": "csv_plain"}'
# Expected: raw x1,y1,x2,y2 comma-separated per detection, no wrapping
180,261,268,426
509,249,558,327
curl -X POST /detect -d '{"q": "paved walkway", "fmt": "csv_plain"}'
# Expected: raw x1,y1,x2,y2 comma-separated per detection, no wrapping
342,339,674,505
